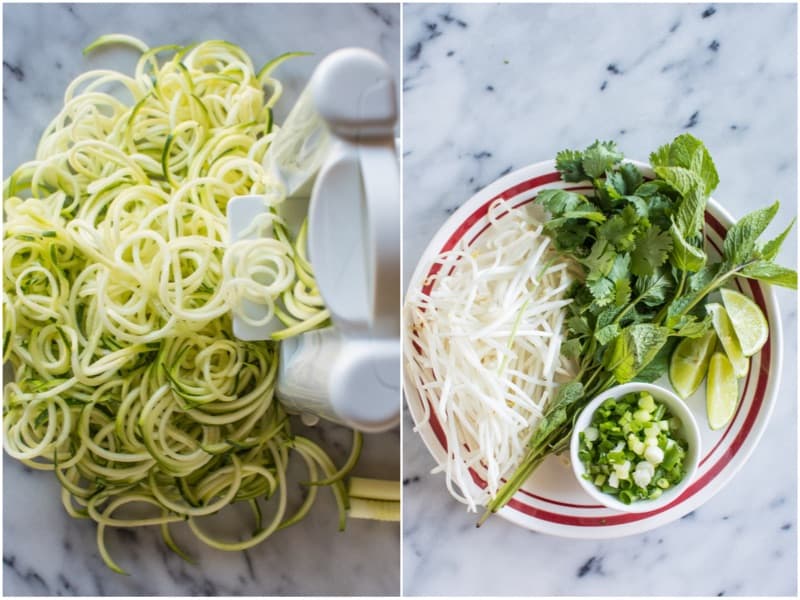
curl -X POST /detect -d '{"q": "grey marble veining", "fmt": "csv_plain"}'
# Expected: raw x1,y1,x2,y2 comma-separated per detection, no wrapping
403,3,797,596
3,3,400,596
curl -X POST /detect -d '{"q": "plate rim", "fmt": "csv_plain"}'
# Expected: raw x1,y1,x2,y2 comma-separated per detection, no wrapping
403,159,783,539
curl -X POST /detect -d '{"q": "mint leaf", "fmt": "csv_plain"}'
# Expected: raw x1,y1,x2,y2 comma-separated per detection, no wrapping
527,381,584,451
631,227,673,276
723,201,779,265
649,133,719,194
596,306,623,329
635,268,675,307
759,218,795,261
634,337,678,383
649,142,671,168
654,165,703,197
555,149,586,182
604,324,670,383
672,186,706,237
595,323,620,345
582,141,623,178
688,263,722,292
665,293,702,328
739,261,798,289
670,314,711,338
669,222,706,272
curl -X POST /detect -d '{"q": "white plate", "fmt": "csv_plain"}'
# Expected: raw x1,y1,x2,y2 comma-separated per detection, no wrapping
404,160,783,539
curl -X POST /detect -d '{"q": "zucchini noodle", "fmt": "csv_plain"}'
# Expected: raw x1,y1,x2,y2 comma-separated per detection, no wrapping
404,199,577,511
3,36,356,572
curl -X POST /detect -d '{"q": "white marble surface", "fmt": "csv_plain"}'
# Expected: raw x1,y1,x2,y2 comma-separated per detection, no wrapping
403,3,797,596
2,3,400,596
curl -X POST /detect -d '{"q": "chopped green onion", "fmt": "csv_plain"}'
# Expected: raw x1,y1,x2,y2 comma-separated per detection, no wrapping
579,391,689,503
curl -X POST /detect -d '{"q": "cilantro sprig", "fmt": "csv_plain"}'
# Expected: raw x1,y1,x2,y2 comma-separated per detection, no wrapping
478,134,796,525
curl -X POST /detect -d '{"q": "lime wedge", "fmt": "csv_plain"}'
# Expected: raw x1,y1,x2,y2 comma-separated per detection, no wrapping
706,352,739,430
707,303,749,378
669,329,717,399
720,288,769,357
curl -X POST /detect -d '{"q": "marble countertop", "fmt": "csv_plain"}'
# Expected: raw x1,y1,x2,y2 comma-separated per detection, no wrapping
402,3,797,596
2,3,400,596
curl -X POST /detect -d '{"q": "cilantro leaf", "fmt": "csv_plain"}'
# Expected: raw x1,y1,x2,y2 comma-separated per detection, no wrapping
604,171,627,200
597,205,639,251
536,190,606,227
614,276,632,307
635,180,670,197
606,254,633,306
587,274,615,307
628,193,673,231
631,226,673,276
535,189,586,216
552,220,592,253
608,253,630,282
581,141,623,178
555,149,586,182
580,239,616,277
619,162,644,194
566,315,591,336
561,338,583,360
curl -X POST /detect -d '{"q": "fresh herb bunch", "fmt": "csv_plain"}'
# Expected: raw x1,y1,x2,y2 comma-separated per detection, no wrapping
478,134,797,525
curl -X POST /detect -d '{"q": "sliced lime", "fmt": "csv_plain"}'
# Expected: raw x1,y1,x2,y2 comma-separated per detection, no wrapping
669,329,717,399
706,352,739,430
707,303,749,378
720,288,769,357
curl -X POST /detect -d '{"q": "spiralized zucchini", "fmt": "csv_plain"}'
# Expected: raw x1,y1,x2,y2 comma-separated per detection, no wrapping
2,36,358,572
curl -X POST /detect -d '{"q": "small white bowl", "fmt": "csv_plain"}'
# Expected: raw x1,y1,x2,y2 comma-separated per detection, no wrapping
569,382,701,514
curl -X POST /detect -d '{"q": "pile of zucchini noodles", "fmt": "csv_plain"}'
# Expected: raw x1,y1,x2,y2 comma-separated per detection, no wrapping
2,35,359,572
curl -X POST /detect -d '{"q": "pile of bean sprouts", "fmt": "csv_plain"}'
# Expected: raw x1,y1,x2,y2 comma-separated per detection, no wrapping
2,35,355,572
404,199,576,511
